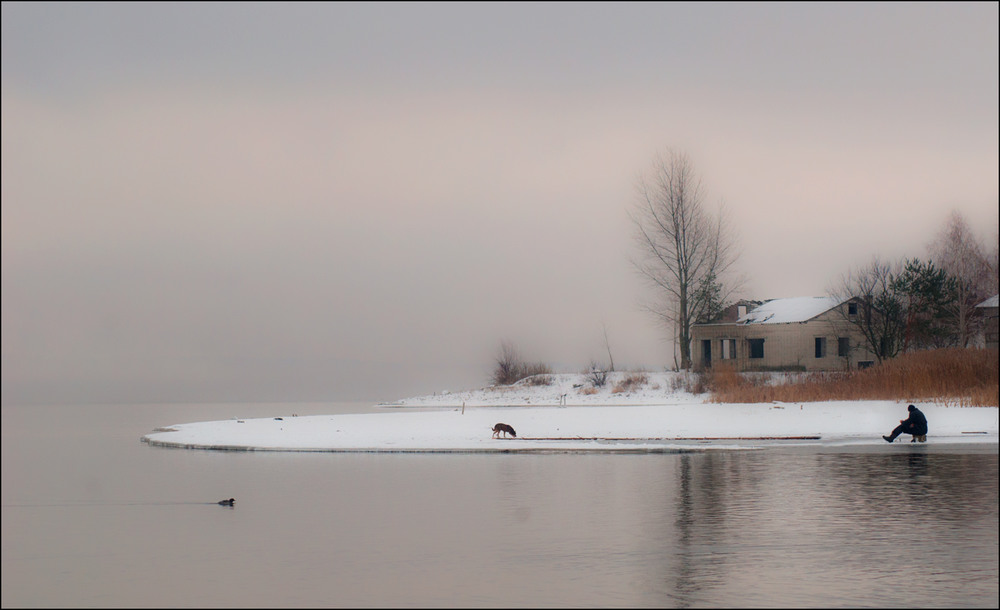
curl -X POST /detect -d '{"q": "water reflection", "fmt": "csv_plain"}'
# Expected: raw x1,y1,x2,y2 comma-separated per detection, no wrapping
666,453,730,605
2,404,997,608
820,451,998,521
648,448,998,608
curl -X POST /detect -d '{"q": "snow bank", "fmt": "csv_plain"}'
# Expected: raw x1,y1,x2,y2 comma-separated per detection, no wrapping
142,373,999,453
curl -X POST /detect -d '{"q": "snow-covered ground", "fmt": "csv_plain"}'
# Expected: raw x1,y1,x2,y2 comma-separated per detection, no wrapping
142,372,999,452
382,371,707,407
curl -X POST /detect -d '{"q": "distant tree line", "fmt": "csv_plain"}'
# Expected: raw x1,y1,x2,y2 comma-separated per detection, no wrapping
832,211,998,363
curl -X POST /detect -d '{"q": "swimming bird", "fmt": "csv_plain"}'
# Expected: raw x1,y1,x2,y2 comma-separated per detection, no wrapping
218,498,235,506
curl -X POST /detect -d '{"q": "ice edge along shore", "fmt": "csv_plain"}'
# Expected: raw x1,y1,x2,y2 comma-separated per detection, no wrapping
141,376,1000,453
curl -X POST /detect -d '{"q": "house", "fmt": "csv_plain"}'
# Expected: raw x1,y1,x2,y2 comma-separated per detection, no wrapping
691,296,877,372
976,294,999,350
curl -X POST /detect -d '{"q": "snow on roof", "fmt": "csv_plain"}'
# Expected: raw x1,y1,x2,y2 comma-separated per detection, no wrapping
976,294,999,308
738,296,844,325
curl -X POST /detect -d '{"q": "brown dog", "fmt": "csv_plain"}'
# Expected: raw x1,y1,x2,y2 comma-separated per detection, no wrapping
492,423,517,439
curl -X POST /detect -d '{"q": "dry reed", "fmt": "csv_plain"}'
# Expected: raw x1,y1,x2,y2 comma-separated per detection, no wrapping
707,348,998,407
612,373,649,394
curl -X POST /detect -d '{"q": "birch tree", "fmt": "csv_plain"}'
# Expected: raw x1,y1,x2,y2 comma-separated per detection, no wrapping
630,150,740,369
928,210,997,347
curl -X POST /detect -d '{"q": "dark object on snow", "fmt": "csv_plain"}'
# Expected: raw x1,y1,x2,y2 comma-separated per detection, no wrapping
492,423,517,438
218,498,235,506
883,405,928,443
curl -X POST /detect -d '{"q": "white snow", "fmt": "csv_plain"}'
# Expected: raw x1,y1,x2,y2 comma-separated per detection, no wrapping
142,372,999,453
738,296,843,324
977,294,999,308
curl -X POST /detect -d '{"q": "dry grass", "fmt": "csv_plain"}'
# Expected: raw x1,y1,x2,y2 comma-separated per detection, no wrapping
612,373,648,394
670,372,698,393
495,361,553,386
707,348,998,407
521,374,553,387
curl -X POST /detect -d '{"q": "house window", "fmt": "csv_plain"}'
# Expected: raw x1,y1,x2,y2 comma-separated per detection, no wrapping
815,337,827,358
858,360,874,370
748,338,764,359
838,337,850,357
848,302,858,318
723,338,736,359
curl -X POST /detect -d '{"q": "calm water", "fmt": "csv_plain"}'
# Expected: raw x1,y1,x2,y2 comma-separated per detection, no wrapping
2,402,997,608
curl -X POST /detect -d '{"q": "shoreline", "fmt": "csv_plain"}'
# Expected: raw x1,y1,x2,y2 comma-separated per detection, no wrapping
141,399,1000,453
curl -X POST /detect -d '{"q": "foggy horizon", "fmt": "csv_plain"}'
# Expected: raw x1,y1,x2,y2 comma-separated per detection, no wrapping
2,2,997,405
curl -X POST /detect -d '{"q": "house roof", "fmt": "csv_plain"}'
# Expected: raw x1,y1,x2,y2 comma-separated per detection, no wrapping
976,294,999,308
737,296,845,325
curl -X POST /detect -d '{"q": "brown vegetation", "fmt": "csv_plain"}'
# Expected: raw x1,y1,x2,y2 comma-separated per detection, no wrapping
520,373,553,387
612,373,649,394
706,348,998,407
492,341,553,386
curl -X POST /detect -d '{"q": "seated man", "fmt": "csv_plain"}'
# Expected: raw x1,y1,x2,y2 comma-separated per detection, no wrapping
883,404,928,443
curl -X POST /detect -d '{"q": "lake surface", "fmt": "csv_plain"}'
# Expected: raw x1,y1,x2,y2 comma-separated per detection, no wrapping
3,402,997,608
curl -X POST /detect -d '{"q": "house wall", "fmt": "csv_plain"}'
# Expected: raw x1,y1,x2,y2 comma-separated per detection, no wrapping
692,307,876,371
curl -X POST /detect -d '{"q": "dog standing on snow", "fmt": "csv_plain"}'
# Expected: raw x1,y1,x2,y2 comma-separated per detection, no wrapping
492,423,516,439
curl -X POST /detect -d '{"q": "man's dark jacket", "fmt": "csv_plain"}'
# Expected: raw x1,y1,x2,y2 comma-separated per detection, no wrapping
904,407,928,435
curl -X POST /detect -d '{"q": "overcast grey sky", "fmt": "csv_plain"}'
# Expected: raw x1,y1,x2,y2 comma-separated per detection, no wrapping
3,2,997,405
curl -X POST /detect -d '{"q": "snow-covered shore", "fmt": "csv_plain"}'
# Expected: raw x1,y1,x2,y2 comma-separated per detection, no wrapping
141,372,999,452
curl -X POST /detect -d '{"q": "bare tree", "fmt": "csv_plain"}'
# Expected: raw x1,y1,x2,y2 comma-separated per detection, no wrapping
630,149,741,369
601,321,615,372
832,257,907,363
989,229,999,290
928,210,997,346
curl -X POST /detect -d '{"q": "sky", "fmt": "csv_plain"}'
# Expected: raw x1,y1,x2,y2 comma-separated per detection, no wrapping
2,2,998,405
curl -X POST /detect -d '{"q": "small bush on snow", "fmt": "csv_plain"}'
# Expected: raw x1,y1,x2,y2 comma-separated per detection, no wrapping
612,373,648,394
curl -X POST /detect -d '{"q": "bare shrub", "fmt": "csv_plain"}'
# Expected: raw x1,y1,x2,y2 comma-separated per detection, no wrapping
491,341,553,386
669,373,693,392
493,341,522,386
522,362,553,378
612,373,648,394
692,372,709,395
587,360,609,387
708,347,998,406
579,386,599,395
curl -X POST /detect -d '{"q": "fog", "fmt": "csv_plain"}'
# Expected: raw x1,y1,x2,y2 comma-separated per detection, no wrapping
2,3,997,404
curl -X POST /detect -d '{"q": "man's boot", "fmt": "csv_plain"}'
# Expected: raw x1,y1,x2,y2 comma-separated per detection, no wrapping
883,435,894,443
